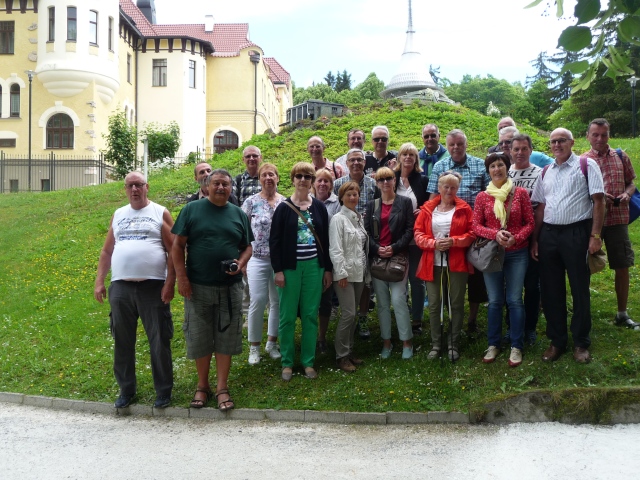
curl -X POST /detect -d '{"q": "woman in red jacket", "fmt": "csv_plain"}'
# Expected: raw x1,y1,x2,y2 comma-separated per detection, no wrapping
414,171,475,361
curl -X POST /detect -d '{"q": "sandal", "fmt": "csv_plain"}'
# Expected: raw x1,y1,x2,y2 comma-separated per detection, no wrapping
190,387,213,409
216,389,235,412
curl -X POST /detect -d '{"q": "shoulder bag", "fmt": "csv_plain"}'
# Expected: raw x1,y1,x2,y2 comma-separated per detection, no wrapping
370,199,408,282
466,190,514,273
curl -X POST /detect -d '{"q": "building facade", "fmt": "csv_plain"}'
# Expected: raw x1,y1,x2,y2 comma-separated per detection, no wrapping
0,0,292,190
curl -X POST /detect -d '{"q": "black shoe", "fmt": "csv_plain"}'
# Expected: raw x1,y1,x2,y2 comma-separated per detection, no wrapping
316,340,327,354
412,324,423,335
114,393,135,408
153,396,171,409
525,329,538,346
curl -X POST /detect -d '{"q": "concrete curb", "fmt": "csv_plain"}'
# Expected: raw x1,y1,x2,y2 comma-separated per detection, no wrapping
2,388,640,425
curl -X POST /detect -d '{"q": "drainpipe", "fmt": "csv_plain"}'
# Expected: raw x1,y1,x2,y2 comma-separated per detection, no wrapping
249,51,261,136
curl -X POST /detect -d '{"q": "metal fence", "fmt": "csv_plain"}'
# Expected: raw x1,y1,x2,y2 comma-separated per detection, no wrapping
0,152,117,193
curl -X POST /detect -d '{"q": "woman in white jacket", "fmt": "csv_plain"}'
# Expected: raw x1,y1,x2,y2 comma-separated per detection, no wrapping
329,181,370,373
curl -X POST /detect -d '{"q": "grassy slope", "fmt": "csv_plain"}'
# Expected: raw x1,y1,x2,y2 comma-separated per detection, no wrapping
1,101,638,412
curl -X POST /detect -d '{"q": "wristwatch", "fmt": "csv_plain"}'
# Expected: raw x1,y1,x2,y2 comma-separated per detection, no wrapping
591,233,601,239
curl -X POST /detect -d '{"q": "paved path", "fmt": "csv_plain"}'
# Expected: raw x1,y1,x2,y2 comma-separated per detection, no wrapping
1,403,637,480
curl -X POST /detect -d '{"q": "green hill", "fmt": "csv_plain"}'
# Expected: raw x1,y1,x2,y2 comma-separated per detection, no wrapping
1,101,638,415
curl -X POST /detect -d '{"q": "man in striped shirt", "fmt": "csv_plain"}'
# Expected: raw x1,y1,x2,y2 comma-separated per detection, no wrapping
531,128,605,364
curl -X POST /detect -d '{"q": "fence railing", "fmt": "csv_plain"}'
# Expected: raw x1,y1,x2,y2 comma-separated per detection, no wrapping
0,152,117,193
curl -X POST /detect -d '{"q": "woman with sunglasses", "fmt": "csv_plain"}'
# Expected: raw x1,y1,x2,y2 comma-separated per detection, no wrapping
472,152,534,367
365,167,414,359
270,162,332,380
414,171,475,361
394,142,430,335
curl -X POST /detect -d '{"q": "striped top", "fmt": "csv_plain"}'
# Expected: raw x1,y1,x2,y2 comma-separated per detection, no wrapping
531,153,604,225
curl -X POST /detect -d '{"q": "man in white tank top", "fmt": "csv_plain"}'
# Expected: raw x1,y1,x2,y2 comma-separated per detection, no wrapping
94,171,176,409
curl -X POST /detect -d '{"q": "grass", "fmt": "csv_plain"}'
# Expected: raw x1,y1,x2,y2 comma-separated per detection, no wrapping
1,102,639,414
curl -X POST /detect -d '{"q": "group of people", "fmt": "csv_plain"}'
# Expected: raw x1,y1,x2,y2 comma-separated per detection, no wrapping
94,117,637,410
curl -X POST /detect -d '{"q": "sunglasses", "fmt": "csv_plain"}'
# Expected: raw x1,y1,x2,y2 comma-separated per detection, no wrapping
498,140,512,147
294,174,314,181
373,137,388,143
376,176,394,183
423,133,438,139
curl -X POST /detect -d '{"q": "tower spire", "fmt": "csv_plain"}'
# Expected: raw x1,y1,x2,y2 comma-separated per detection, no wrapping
407,0,414,33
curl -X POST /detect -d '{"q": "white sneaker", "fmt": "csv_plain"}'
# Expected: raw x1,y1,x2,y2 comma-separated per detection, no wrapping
482,346,500,363
508,347,522,367
265,342,281,360
248,345,261,365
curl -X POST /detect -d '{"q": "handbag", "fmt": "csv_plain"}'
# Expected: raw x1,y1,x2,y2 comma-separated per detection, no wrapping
370,199,408,282
466,190,514,273
628,187,640,224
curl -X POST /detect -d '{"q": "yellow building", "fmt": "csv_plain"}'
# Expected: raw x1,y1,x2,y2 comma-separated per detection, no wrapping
0,0,292,191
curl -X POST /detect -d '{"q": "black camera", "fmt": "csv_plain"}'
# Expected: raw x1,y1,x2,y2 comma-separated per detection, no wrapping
613,197,621,207
220,259,239,273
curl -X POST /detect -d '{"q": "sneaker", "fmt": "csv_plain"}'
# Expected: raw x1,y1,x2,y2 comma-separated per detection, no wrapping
248,345,261,365
153,396,171,409
265,342,281,360
337,356,356,373
380,345,393,359
615,314,640,331
358,315,371,339
508,347,522,367
525,329,538,346
402,345,414,360
114,393,135,408
501,330,511,346
482,346,500,364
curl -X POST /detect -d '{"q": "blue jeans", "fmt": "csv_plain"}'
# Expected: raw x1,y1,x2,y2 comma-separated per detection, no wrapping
483,248,528,349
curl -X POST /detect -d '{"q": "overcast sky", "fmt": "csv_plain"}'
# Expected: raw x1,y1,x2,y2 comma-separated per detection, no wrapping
154,0,577,88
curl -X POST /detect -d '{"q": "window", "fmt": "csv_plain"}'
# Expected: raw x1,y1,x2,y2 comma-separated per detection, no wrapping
41,179,51,192
214,130,239,154
127,54,132,83
108,16,113,51
0,21,14,54
152,59,167,86
67,7,76,41
10,84,20,117
188,60,196,88
48,7,55,42
89,10,98,45
46,113,74,149
0,138,16,148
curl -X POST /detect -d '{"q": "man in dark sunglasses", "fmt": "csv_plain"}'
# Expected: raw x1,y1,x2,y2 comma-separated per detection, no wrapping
418,123,449,178
364,125,397,177
488,117,516,154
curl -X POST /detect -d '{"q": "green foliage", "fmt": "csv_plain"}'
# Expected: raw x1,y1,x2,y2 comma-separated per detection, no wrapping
140,121,181,161
323,71,336,89
444,75,535,125
102,110,137,180
293,73,384,105
527,0,640,92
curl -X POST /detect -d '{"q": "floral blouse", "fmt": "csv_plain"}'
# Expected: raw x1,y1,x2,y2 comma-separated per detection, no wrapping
242,192,285,258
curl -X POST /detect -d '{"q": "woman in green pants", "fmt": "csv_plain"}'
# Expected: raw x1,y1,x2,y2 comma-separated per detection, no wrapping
270,162,333,381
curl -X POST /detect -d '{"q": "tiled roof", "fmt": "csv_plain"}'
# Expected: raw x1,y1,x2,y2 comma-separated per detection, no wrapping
264,57,291,87
119,1,259,56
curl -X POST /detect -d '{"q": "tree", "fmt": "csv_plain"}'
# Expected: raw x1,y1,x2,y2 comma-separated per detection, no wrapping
526,51,555,87
139,121,181,161
350,73,385,102
546,50,581,104
323,71,336,89
335,70,352,92
102,110,137,179
526,79,554,129
526,0,640,92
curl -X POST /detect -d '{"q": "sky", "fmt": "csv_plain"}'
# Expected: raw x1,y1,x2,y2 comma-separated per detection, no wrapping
154,0,578,88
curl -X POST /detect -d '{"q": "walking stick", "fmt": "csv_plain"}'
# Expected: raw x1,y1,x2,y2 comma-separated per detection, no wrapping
439,248,445,365
445,249,454,362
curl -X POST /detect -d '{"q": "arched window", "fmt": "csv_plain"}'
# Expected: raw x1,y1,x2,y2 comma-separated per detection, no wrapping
213,130,239,154
10,84,20,117
46,113,74,149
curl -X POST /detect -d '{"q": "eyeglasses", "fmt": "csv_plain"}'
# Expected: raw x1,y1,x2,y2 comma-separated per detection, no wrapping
549,138,570,145
373,137,388,143
244,154,260,159
498,140,512,147
347,157,365,163
125,183,146,189
376,177,394,183
423,133,438,139
294,174,314,181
